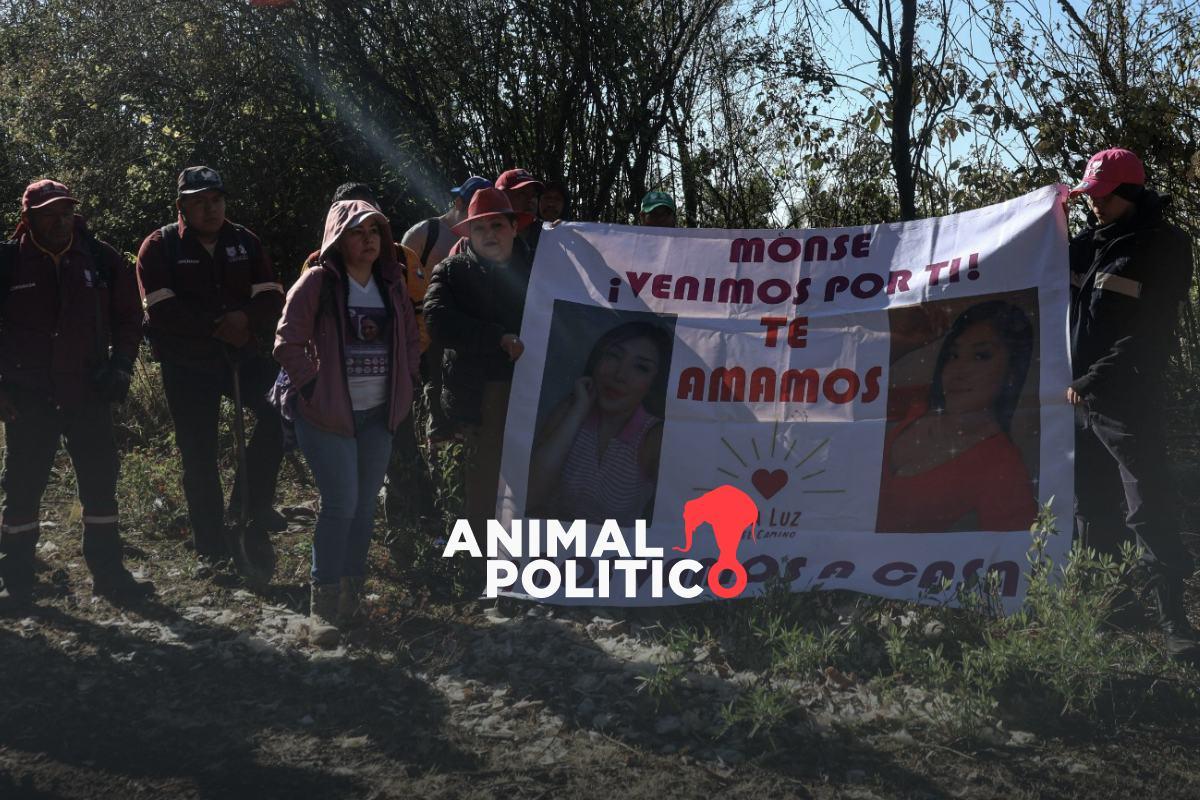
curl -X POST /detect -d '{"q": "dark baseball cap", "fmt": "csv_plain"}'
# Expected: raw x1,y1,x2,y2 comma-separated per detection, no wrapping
178,166,226,196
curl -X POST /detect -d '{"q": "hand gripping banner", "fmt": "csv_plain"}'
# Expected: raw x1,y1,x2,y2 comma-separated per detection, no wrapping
492,185,1073,608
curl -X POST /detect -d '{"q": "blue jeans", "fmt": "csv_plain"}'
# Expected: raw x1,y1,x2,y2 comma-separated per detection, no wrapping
295,406,394,584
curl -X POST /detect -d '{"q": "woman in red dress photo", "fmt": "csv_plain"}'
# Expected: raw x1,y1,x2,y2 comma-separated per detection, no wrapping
876,299,1038,533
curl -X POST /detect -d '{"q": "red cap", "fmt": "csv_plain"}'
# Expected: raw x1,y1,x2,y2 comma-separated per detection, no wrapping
22,179,78,212
451,188,535,237
495,168,543,192
1069,148,1145,198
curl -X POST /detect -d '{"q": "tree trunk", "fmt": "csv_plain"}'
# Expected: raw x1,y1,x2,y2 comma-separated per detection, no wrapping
892,0,917,221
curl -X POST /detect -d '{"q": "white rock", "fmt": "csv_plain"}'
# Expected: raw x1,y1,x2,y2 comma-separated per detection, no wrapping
309,624,340,649
1008,730,1037,747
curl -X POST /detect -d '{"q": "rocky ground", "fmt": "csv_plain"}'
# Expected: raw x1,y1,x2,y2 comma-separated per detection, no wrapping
2,450,1200,798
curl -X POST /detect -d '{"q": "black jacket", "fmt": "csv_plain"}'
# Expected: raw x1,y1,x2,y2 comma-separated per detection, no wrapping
1069,190,1193,410
424,241,532,424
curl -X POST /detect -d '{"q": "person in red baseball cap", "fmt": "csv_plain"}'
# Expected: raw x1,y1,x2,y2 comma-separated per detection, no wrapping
424,188,534,539
495,168,543,215
0,179,152,607
1067,147,1198,661
1068,147,1147,224
495,168,545,255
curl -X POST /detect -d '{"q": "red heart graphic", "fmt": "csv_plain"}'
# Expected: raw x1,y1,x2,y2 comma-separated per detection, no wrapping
751,468,788,500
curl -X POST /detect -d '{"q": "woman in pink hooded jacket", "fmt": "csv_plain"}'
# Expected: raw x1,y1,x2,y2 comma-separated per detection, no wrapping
275,200,419,629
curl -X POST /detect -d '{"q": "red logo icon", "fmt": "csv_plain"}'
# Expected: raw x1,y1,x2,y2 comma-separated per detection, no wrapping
675,485,759,598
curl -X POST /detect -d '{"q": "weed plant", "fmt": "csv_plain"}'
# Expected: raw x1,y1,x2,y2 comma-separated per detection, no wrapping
662,502,1200,747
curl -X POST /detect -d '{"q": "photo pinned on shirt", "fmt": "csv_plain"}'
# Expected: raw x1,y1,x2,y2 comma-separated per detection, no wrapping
877,287,1041,533
347,306,389,343
524,300,678,526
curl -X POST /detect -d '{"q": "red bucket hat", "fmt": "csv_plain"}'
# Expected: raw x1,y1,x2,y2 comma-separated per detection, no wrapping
451,188,535,236
1069,148,1145,198
22,179,78,212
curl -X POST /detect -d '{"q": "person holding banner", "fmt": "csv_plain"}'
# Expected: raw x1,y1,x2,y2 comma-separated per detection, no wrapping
638,191,677,227
526,321,670,525
538,181,570,224
877,300,1037,533
424,188,534,535
1066,147,1198,660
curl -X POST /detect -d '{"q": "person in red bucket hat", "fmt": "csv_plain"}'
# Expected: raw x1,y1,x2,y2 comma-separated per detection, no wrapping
425,188,534,538
448,187,536,239
1066,147,1199,661
0,179,152,607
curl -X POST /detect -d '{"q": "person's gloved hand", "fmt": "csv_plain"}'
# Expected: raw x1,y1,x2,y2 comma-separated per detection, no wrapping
95,354,134,403
213,310,251,348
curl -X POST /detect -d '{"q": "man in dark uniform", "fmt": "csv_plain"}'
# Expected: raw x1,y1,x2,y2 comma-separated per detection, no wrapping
136,167,285,576
1068,147,1198,659
0,179,153,607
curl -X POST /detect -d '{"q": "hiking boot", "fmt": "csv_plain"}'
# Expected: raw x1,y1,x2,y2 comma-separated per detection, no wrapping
82,528,154,603
92,565,156,603
0,531,38,611
338,577,365,627
308,582,341,648
1149,575,1200,662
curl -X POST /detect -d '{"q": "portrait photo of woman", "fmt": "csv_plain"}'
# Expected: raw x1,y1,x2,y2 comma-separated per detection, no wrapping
526,317,674,525
876,294,1040,533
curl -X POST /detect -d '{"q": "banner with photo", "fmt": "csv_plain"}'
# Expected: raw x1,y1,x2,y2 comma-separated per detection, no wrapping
496,185,1073,608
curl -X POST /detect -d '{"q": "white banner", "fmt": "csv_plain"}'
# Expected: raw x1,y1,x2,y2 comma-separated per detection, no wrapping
495,185,1073,608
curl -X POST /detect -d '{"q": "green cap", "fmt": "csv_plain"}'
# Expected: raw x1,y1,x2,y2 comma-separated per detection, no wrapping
640,190,676,214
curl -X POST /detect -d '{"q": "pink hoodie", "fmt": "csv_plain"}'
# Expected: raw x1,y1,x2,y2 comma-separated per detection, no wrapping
274,200,420,437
